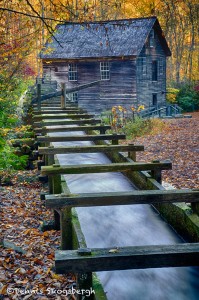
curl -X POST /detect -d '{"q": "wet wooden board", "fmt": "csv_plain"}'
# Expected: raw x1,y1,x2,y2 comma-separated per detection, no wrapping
34,119,101,127
35,125,111,134
55,243,199,273
37,144,144,155
33,113,95,120
34,109,85,114
41,161,172,175
37,134,126,143
45,189,199,208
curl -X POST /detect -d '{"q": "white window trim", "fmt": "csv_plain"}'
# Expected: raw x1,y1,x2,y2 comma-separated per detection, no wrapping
68,63,77,81
100,62,110,81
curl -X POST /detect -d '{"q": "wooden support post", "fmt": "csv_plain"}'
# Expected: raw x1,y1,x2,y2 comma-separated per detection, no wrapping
150,160,162,183
112,133,119,145
60,207,72,250
76,249,93,300
37,83,41,111
61,83,66,109
52,170,62,231
128,143,136,161
191,192,199,214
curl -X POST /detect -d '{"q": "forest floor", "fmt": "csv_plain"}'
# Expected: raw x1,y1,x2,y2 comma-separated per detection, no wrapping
0,112,198,299
132,111,199,189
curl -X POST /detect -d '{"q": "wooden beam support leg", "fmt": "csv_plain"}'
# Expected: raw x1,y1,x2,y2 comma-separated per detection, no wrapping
60,207,72,250
150,160,162,183
61,83,66,109
76,249,93,300
52,173,62,230
128,143,136,161
76,272,94,300
37,83,41,111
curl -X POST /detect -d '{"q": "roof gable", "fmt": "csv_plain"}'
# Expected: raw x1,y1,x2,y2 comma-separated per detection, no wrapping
41,17,171,60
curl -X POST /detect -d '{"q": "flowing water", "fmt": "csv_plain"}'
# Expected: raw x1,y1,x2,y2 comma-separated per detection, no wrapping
47,128,199,300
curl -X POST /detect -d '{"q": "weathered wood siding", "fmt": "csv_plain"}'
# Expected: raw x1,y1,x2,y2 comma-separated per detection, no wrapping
136,29,167,108
42,59,137,113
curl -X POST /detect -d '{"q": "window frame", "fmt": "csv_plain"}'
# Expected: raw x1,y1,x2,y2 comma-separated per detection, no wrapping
68,63,78,81
100,62,110,81
152,60,158,81
149,29,155,48
68,92,78,102
159,57,164,76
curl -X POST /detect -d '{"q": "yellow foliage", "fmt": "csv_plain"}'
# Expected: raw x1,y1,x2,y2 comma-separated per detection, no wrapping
166,88,179,103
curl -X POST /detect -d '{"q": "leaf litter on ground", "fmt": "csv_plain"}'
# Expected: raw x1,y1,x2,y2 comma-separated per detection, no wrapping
0,170,76,299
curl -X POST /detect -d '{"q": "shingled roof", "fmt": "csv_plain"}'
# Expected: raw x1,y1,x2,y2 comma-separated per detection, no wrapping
40,17,171,60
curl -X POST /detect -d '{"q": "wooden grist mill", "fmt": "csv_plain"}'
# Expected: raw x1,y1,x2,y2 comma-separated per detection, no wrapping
31,80,199,300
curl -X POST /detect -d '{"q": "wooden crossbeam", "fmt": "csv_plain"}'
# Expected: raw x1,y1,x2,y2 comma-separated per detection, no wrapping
55,243,199,273
33,107,76,110
37,134,126,143
33,113,94,120
45,189,199,209
35,125,111,134
37,144,144,155
34,119,101,127
41,161,172,175
34,109,85,114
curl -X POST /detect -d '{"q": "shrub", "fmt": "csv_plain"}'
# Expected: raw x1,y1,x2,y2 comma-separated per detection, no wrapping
0,144,28,170
176,83,199,112
122,117,168,140
166,88,179,103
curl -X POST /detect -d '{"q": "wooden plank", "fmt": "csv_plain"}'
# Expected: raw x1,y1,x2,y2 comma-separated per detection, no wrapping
45,189,199,208
37,134,126,143
33,113,95,120
41,161,172,175
38,144,144,155
35,125,111,134
55,243,199,273
33,106,78,110
34,109,85,114
34,119,101,127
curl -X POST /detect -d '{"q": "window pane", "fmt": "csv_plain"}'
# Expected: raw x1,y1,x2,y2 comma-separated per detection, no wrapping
68,63,77,81
100,62,110,80
152,60,158,81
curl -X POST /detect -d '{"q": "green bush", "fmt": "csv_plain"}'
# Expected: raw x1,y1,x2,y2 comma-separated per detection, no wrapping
0,144,28,170
177,96,195,112
176,83,199,112
0,75,33,172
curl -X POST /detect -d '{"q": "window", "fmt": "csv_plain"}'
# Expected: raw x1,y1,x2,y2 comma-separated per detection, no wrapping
142,57,147,76
68,63,77,81
152,94,157,107
149,29,155,48
152,60,158,81
159,57,164,76
68,92,78,103
100,62,110,80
